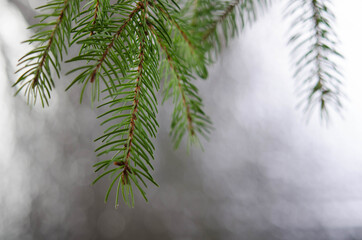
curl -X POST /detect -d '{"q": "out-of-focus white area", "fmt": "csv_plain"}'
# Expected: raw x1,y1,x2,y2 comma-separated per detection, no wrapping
0,1,32,239
0,0,361,239
200,0,362,230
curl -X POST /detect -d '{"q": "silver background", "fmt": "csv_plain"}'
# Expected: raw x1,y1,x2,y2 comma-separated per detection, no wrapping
1,0,362,239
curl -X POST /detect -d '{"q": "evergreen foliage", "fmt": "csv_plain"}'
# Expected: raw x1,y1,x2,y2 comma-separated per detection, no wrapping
14,0,343,207
14,0,80,106
286,0,343,119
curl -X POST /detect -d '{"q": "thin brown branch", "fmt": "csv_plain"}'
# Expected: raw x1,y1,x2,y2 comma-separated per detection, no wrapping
202,0,240,41
90,0,100,36
125,2,148,164
31,0,69,88
113,2,148,176
149,1,196,53
125,39,145,163
311,0,324,90
148,22,195,136
90,3,142,83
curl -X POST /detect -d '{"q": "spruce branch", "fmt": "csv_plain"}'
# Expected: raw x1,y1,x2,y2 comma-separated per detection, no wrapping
14,0,79,106
123,19,146,167
150,24,195,137
150,1,196,53
286,0,344,118
67,1,142,102
90,0,100,36
149,0,209,79
32,0,69,87
89,4,142,83
202,0,240,41
148,20,211,148
200,0,270,52
91,1,161,207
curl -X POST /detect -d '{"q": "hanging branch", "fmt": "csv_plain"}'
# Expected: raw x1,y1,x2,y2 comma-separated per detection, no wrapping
122,28,146,170
14,0,79,106
149,0,209,79
91,1,161,207
90,0,100,35
152,25,195,136
200,0,269,52
32,1,69,88
203,0,240,41
148,20,211,148
286,0,344,118
66,1,142,102
89,5,142,83
150,1,196,53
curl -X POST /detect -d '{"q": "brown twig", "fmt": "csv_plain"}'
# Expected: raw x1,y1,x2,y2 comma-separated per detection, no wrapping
148,21,195,136
90,3,143,83
202,0,240,41
311,0,324,93
90,0,100,36
113,2,148,177
149,1,196,53
32,0,69,88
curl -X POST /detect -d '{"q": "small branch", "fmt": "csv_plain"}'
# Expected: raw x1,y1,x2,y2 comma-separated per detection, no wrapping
90,3,142,83
114,2,148,179
148,22,195,136
286,0,343,117
32,0,69,88
310,0,330,113
90,0,100,36
149,1,196,53
311,0,324,89
125,38,145,163
191,0,199,26
202,0,239,41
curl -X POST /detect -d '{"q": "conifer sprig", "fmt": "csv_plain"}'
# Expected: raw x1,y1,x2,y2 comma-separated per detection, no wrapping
149,22,211,148
14,0,79,106
159,0,209,78
199,0,270,52
67,1,142,103
90,0,100,36
286,0,343,118
92,1,161,207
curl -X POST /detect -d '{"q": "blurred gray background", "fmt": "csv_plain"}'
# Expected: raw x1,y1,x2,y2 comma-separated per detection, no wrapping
1,0,362,239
